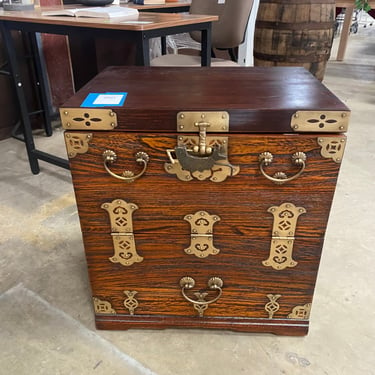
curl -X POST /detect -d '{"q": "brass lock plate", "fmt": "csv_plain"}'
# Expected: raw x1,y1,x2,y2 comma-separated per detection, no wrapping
177,112,229,132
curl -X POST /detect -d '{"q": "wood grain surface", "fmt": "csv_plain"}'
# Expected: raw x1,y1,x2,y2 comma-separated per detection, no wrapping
61,67,349,133
64,66,346,334
68,133,343,237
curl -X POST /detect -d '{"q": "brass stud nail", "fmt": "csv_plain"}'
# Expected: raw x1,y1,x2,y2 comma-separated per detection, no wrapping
339,126,344,130
64,111,68,115
342,113,347,118
294,113,299,118
66,134,70,138
111,122,115,128
110,111,115,117
179,113,185,119
201,114,205,119
179,125,184,130
66,123,71,127
293,125,299,129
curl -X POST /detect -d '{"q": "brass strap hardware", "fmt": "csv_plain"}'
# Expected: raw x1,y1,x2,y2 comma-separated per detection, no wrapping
165,111,239,182
265,294,281,319
64,133,92,158
288,303,312,320
93,297,116,314
179,276,224,317
103,150,149,183
291,111,349,132
101,199,143,266
60,108,117,130
318,137,346,163
263,203,306,270
123,291,139,315
184,211,221,258
258,152,307,184
177,111,229,132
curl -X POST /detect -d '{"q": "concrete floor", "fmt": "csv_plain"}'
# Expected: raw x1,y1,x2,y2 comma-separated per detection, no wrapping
1,26,375,375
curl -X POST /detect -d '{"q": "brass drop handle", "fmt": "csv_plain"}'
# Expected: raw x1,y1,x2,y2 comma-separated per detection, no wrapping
179,276,224,317
258,152,307,184
103,150,149,183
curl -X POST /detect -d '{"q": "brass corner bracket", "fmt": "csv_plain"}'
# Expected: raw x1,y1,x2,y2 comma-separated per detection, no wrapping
318,137,346,163
291,111,350,132
64,132,92,158
60,108,117,130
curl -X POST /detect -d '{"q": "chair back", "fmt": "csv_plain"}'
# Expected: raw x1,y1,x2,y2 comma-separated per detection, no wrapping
189,0,255,49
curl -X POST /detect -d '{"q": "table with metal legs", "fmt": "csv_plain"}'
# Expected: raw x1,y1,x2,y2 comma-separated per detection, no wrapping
0,9,215,174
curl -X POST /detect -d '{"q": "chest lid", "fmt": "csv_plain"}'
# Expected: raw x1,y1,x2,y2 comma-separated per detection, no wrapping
60,66,349,134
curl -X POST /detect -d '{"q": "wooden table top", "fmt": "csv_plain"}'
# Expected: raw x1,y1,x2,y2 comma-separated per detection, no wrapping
127,1,190,11
0,6,216,31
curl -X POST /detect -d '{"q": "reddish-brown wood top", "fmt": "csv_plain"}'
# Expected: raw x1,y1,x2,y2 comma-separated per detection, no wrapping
62,66,350,133
0,7,216,30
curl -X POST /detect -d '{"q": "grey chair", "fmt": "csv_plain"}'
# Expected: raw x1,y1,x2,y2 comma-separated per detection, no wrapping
151,0,256,67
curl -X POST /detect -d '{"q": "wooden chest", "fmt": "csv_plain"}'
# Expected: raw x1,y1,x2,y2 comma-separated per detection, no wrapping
61,67,349,336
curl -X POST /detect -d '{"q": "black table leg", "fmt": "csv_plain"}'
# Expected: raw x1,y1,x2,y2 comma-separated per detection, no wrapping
201,25,212,67
0,23,40,174
135,32,150,66
28,32,54,136
161,36,167,55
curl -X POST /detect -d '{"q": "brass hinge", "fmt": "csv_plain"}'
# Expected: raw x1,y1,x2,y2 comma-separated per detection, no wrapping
263,202,306,270
291,111,350,132
60,108,117,130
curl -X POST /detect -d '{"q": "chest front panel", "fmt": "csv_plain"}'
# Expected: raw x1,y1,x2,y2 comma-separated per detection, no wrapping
62,66,349,335
66,130,345,334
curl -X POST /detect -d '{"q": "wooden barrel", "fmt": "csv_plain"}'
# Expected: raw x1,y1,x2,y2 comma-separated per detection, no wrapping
254,0,335,81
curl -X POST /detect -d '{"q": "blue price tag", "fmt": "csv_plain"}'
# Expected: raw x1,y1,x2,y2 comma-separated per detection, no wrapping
81,92,128,107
